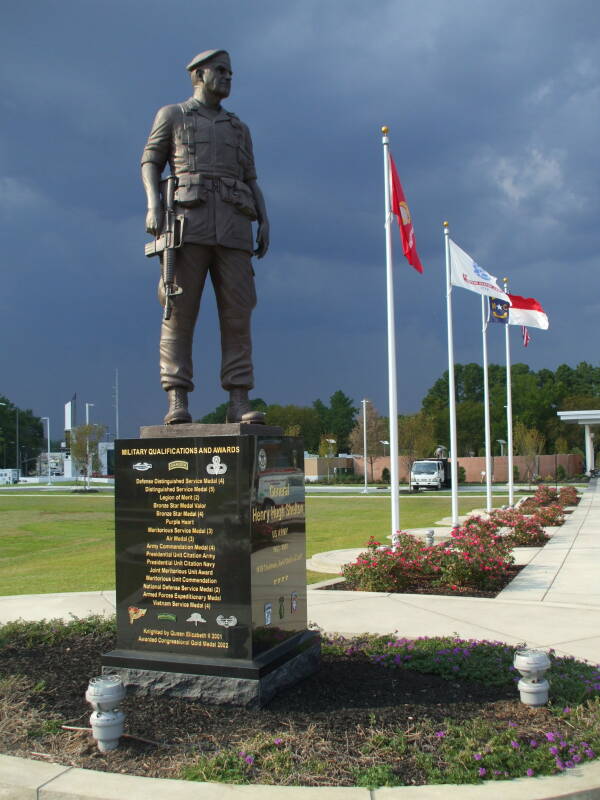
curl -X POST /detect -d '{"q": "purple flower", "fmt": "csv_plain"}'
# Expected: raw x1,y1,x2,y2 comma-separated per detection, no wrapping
526,768,534,777
529,739,538,749
239,750,246,757
545,732,556,742
274,738,283,746
549,746,558,756
508,721,517,727
473,753,483,761
511,740,520,749
478,767,487,777
435,731,446,738
245,755,254,765
565,760,575,769
556,759,565,770
573,754,582,764
585,749,595,758
563,706,571,713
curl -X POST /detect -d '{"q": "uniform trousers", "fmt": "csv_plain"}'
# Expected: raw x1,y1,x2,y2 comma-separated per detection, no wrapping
158,243,257,393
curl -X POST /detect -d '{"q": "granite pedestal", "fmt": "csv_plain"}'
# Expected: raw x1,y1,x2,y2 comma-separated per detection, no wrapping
102,424,319,707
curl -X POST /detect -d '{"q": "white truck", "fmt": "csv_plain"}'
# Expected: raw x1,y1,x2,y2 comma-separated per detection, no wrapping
410,459,451,491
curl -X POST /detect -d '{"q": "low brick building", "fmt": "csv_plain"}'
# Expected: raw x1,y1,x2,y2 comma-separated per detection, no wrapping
352,453,583,483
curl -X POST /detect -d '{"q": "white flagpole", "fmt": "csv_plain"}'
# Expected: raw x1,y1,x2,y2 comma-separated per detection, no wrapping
481,296,493,513
381,126,400,536
504,277,515,506
444,222,459,527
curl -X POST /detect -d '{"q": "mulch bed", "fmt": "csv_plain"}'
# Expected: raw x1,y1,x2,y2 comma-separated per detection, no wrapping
319,564,525,598
0,628,552,786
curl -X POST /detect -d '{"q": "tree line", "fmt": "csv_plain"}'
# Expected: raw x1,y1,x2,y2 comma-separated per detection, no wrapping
200,361,599,460
2,360,597,475
200,390,358,454
420,361,599,457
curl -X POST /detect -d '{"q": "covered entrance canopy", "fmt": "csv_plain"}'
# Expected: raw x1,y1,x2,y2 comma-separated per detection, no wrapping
557,410,600,475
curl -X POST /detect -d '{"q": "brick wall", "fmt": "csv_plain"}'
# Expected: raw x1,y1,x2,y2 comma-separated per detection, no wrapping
352,453,584,482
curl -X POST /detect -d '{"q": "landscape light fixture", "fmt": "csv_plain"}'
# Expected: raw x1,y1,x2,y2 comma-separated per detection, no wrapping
513,649,551,707
85,675,126,752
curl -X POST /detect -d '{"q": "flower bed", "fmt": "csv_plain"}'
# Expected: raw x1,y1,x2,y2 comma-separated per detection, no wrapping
534,503,566,527
489,508,549,546
342,526,514,594
517,485,576,526
2,618,600,788
559,486,580,506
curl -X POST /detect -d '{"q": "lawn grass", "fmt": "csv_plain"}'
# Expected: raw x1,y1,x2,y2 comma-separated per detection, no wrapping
0,493,505,595
0,495,115,595
304,495,507,557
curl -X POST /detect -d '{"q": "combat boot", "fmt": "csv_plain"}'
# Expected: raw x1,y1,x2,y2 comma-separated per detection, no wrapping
226,388,265,424
164,388,192,424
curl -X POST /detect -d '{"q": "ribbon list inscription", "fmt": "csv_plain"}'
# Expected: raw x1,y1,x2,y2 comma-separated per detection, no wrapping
135,471,224,610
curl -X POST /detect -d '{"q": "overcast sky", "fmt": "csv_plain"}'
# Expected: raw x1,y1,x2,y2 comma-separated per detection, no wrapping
1,0,599,440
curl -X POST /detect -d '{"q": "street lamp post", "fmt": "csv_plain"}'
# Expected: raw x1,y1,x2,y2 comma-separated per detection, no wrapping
325,438,336,483
85,403,94,491
41,417,52,486
380,440,389,457
0,403,19,474
362,399,370,494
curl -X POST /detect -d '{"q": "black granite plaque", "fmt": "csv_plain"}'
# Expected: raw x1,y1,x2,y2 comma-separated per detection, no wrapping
103,433,315,701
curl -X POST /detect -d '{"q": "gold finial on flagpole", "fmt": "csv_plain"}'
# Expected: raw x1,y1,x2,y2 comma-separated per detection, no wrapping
381,126,389,134
443,221,449,227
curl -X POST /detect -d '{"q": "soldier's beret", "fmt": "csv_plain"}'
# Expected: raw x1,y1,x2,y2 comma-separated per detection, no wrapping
186,50,229,72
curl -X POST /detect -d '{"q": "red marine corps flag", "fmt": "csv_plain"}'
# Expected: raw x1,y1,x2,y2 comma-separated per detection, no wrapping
389,153,424,274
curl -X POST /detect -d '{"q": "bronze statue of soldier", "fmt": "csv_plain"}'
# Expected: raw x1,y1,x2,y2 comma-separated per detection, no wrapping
142,50,269,424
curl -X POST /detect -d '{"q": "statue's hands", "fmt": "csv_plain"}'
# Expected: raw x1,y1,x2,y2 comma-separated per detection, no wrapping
145,205,164,236
254,220,270,259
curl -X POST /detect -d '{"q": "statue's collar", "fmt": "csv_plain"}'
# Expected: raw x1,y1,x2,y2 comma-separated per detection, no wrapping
186,97,229,120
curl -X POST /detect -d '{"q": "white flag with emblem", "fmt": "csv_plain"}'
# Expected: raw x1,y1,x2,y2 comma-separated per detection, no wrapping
449,239,510,301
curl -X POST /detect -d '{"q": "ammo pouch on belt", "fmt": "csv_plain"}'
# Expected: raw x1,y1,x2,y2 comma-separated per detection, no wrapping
174,174,209,208
220,177,258,220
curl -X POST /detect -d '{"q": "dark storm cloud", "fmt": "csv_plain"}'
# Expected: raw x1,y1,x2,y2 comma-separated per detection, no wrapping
1,0,599,437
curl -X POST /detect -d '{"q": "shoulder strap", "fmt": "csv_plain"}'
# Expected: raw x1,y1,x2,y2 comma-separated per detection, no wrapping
179,102,196,173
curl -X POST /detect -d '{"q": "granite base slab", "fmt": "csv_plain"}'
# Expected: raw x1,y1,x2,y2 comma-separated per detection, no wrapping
103,636,320,708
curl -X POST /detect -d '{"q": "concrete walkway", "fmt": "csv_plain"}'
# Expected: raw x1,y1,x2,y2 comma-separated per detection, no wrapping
1,481,600,799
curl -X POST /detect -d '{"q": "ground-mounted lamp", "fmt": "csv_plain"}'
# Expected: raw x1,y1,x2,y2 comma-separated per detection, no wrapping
513,649,551,706
85,675,126,752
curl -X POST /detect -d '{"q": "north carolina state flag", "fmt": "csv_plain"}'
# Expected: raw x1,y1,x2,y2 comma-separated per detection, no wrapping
389,153,423,274
507,294,549,329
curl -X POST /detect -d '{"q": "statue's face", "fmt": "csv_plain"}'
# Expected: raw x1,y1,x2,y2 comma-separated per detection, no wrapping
201,54,232,99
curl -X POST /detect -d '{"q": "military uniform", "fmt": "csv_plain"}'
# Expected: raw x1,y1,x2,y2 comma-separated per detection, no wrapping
141,96,259,394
